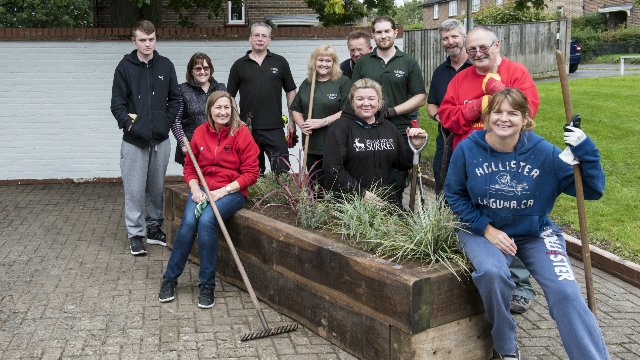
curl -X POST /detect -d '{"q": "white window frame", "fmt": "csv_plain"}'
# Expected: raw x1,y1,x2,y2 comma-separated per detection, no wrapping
557,5,565,16
449,0,458,16
227,1,245,25
472,0,480,12
496,0,504,5
433,4,439,19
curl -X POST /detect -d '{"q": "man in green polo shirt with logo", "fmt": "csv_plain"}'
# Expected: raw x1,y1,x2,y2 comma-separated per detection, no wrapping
352,15,426,206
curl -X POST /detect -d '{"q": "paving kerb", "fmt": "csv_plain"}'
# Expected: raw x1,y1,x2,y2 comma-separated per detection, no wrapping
0,183,639,359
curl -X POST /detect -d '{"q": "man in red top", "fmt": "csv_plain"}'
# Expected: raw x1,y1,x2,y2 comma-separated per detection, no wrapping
439,27,540,149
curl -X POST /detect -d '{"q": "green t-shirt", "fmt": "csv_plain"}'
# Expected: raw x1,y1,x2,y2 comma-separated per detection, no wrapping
352,47,426,131
291,75,351,155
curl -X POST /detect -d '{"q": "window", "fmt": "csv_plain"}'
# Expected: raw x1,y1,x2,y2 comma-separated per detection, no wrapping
496,0,503,5
472,0,480,12
227,1,245,25
557,5,565,16
433,4,439,19
449,0,458,16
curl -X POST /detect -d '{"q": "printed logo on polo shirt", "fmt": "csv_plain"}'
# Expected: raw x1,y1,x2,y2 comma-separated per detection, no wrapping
327,92,338,100
158,75,164,80
353,138,395,152
393,70,405,78
271,67,279,74
224,144,232,152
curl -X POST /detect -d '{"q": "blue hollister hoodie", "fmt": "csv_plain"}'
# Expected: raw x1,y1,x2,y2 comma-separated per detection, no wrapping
444,130,605,237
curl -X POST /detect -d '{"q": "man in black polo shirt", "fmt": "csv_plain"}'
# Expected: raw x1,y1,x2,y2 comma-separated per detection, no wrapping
339,30,373,79
352,15,426,205
426,19,471,196
227,22,297,175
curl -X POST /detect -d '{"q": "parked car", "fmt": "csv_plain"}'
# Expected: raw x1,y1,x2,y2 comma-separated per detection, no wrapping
570,40,582,73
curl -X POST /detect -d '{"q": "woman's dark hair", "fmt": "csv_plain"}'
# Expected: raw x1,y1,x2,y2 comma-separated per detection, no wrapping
185,52,213,83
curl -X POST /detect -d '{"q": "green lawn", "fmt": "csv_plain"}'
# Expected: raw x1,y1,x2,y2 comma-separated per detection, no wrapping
419,75,640,262
584,53,640,64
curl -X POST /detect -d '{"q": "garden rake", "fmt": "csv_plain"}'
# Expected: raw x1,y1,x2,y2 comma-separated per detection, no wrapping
183,138,298,341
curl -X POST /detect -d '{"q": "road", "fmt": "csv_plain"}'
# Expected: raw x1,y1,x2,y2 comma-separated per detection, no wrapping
537,63,640,83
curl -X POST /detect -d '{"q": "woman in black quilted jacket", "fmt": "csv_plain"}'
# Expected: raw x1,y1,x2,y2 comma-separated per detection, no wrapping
171,52,227,165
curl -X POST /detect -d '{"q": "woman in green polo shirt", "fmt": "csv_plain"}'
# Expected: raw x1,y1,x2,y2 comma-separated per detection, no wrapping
291,45,351,189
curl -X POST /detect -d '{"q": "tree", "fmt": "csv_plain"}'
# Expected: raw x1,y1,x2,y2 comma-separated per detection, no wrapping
394,0,423,29
0,0,93,27
471,1,553,25
304,0,395,26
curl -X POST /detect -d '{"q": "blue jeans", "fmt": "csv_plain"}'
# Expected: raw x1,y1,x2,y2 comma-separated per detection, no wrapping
458,226,609,359
163,191,246,288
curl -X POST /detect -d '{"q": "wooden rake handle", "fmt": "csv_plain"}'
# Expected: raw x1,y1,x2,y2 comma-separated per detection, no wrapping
183,137,271,330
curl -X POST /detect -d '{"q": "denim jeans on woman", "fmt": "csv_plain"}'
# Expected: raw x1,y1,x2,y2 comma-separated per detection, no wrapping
163,190,246,288
458,225,609,359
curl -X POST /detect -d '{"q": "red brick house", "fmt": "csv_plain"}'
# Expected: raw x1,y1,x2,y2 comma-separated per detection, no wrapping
96,0,319,28
420,0,637,29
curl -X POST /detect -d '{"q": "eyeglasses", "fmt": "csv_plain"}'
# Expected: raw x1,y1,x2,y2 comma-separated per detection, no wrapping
467,42,495,56
251,33,270,39
193,66,211,73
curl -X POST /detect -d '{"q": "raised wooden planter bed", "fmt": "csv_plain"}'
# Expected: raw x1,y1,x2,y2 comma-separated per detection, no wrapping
164,184,492,359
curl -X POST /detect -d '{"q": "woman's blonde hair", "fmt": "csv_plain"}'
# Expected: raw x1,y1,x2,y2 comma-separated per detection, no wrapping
307,45,342,81
482,88,534,132
348,78,384,110
206,91,242,135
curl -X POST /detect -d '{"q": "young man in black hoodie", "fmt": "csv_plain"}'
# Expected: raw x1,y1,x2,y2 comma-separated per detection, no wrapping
111,20,181,256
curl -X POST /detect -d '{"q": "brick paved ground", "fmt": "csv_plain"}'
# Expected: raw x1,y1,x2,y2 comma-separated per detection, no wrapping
0,183,638,359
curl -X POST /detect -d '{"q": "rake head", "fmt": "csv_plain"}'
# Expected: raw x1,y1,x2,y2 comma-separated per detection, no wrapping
240,323,298,341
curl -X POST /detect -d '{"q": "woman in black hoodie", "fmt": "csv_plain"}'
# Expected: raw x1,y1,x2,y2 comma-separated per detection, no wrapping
171,52,227,165
323,78,426,207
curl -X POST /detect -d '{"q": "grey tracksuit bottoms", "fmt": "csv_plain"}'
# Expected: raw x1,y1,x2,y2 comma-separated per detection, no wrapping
120,139,171,239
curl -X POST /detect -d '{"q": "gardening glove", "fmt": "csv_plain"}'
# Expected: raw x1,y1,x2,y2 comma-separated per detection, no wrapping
381,106,397,119
482,73,506,95
286,127,299,148
195,200,208,219
563,114,585,147
559,114,584,165
462,95,490,121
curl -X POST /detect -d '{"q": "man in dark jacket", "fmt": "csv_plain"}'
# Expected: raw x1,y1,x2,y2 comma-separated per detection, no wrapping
110,20,181,256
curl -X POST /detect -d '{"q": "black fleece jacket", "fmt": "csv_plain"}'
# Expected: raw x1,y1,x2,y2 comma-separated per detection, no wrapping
323,107,412,195
111,50,181,147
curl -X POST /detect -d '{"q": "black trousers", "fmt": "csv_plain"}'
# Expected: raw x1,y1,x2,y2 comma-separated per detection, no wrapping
251,128,289,175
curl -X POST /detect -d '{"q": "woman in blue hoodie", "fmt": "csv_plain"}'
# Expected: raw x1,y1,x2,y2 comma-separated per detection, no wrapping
445,88,609,360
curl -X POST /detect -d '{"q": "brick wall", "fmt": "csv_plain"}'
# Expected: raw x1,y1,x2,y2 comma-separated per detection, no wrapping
0,30,404,181
423,0,589,29
97,0,314,28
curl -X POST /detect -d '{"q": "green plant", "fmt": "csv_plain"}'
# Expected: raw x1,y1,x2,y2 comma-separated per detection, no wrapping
0,0,93,27
329,190,468,276
251,151,331,229
572,13,608,33
471,1,553,25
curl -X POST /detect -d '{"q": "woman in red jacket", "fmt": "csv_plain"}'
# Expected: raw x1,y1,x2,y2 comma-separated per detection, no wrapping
158,91,260,309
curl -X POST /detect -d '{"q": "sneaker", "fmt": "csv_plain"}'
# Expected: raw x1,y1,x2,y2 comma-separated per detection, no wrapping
158,280,176,303
146,226,167,246
496,346,521,360
130,236,147,256
198,286,215,309
510,295,533,314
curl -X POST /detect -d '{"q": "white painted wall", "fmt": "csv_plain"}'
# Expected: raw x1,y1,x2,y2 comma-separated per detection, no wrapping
0,38,402,180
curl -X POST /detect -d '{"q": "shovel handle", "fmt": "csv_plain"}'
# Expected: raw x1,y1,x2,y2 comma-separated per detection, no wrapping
555,50,596,315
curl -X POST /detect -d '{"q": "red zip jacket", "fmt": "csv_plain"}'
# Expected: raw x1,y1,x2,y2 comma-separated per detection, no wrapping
184,122,260,197
439,58,540,150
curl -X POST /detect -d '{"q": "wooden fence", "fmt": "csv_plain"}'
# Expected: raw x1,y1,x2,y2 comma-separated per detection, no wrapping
404,19,571,85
